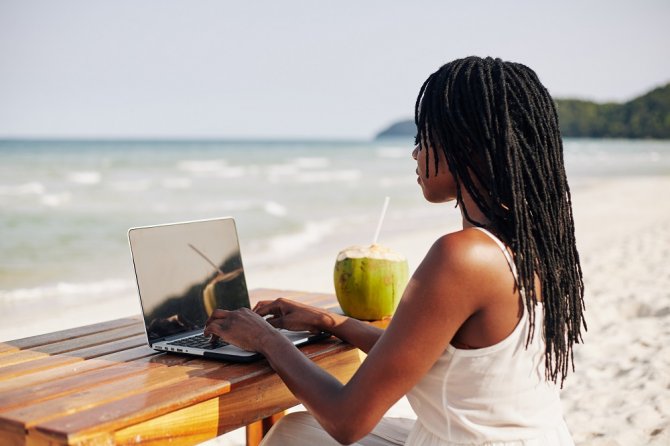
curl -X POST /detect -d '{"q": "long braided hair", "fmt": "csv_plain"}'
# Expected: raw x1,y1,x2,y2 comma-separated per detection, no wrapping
415,56,585,385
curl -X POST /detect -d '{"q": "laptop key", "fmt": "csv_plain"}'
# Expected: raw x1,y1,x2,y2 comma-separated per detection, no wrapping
167,335,229,349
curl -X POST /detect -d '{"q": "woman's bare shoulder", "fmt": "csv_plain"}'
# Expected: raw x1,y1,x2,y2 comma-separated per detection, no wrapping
417,228,513,302
427,228,501,266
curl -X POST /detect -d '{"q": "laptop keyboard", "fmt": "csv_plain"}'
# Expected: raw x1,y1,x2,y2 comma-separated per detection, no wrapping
167,334,229,350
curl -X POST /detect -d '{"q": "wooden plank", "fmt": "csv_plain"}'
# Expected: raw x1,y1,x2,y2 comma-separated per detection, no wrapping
244,412,286,446
0,355,81,382
0,360,158,411
27,398,224,446
27,373,233,445
29,325,145,356
246,419,265,446
29,340,358,444
58,334,147,359
112,398,221,446
0,351,189,438
91,344,158,363
248,288,304,302
33,346,361,445
0,289,350,445
0,317,142,355
0,360,225,435
0,429,24,446
0,350,50,368
249,289,335,306
0,335,147,382
0,346,156,394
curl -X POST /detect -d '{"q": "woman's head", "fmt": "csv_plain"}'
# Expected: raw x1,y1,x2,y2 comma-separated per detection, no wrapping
412,142,458,203
415,56,585,385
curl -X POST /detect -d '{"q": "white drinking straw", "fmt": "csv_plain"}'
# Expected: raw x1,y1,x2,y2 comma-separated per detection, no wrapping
372,196,391,245
188,243,226,275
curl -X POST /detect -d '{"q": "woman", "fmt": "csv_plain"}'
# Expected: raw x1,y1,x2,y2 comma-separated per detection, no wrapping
205,56,585,445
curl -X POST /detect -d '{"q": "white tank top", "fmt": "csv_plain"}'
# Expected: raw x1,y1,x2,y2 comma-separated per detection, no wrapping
405,228,574,445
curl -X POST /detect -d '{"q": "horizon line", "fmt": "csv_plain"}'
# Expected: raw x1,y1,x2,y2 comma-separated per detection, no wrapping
0,135,410,144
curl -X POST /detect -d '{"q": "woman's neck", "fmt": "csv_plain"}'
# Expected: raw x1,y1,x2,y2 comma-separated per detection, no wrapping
458,188,491,229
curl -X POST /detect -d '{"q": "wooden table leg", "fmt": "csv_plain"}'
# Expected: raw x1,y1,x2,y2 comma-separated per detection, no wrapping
246,412,285,446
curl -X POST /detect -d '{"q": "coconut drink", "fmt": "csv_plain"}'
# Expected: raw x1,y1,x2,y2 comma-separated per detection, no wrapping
334,244,408,320
334,196,408,319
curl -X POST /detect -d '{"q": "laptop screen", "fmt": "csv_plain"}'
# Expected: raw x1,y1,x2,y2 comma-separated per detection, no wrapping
128,218,250,343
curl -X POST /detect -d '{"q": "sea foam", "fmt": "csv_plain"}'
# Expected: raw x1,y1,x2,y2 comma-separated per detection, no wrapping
246,220,336,265
177,159,228,174
376,147,408,159
67,171,102,185
0,279,135,302
42,192,72,207
294,170,361,183
264,201,288,217
0,182,46,196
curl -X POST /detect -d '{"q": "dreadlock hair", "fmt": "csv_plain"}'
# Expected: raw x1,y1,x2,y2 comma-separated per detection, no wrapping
415,56,585,385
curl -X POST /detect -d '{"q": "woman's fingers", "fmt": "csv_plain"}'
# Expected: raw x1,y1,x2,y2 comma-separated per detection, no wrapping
203,319,223,338
253,299,283,316
205,308,229,325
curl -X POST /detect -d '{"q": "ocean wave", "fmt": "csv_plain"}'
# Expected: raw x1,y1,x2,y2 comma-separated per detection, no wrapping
0,279,135,302
161,177,192,189
214,166,248,179
294,170,361,183
110,179,152,192
266,163,300,178
193,199,256,213
376,147,408,159
264,158,331,182
247,220,336,264
67,171,102,185
42,192,72,207
379,177,412,188
268,221,334,255
0,182,46,196
263,201,288,217
294,157,330,169
177,159,228,174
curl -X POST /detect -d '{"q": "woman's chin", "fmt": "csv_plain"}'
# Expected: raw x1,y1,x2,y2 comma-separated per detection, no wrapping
422,190,456,204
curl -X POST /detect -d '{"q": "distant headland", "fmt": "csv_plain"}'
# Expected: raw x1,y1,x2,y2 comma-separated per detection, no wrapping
376,83,670,139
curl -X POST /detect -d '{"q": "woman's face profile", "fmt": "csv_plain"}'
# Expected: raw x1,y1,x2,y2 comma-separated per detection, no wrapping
412,143,457,203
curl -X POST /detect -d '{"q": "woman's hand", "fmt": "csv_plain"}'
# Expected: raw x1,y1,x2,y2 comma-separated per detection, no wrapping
204,307,278,353
253,298,340,334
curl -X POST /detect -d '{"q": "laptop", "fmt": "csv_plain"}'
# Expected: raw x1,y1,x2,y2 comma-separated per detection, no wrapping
127,217,327,362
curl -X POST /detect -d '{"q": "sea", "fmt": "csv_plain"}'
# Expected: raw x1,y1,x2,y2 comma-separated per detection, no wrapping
1,137,669,339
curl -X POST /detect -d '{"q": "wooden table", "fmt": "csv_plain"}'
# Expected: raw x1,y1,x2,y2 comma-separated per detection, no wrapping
0,289,367,446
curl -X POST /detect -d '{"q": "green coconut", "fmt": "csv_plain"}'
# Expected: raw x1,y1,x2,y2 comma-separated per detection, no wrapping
334,244,409,320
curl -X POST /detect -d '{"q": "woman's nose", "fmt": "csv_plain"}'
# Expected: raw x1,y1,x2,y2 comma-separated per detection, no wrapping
412,145,419,160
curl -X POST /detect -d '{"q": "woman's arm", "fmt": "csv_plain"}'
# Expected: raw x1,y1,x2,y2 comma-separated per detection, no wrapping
205,233,486,444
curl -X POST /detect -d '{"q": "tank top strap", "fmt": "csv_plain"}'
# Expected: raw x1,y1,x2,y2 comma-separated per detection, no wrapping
473,227,518,281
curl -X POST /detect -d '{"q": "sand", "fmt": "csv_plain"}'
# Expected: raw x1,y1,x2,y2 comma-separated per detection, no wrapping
3,175,669,445
557,176,670,445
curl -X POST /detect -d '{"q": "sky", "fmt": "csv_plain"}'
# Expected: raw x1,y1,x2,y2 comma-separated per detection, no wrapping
1,0,669,140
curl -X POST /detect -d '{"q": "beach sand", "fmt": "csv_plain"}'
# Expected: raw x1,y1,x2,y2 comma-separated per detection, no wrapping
2,175,669,445
558,176,670,445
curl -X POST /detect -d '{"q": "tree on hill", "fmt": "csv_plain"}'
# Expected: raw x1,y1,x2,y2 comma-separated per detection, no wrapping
376,83,670,139
556,84,670,138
